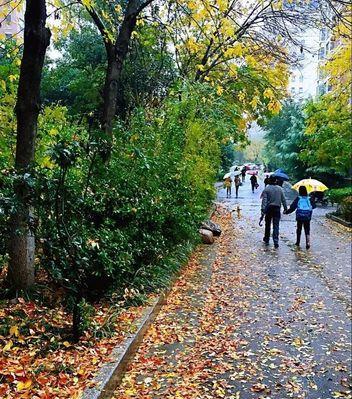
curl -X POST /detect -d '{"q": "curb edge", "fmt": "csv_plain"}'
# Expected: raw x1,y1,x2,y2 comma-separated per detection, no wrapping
81,292,166,399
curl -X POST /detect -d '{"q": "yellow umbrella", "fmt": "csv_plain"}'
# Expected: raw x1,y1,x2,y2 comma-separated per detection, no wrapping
292,178,328,193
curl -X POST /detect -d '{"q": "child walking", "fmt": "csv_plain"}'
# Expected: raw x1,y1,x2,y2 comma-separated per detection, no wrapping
285,186,315,249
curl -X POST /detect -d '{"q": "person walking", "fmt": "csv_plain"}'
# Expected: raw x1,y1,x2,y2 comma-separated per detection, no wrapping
234,175,241,198
224,176,232,198
264,174,270,186
261,176,288,248
241,167,246,182
250,174,258,193
285,186,315,249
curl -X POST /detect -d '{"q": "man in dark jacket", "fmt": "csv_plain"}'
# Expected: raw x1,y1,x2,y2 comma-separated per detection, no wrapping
261,176,287,248
250,174,258,193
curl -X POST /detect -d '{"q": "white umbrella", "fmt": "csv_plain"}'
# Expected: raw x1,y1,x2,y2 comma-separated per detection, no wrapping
223,172,231,179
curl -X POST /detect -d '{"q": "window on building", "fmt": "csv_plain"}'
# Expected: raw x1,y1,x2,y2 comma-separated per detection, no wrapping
320,28,327,41
291,87,296,93
299,87,303,94
299,75,304,83
318,47,325,60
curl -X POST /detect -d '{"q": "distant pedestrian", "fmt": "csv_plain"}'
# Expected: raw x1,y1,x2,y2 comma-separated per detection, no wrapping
250,174,258,193
261,176,288,248
285,186,315,249
241,167,246,182
234,175,241,198
264,175,270,186
224,177,232,198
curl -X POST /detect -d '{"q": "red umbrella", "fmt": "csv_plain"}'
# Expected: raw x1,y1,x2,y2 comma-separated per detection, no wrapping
246,170,258,175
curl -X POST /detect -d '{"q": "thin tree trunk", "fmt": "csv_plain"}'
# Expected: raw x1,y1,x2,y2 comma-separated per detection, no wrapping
8,0,51,289
101,45,120,139
101,2,139,141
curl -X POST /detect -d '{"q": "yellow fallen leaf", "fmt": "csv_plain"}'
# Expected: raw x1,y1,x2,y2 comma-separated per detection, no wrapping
3,340,13,352
125,388,137,396
63,341,71,347
292,337,303,347
17,379,32,391
9,325,20,337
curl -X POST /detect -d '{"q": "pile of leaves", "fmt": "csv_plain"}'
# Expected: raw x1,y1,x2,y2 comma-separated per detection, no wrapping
0,294,147,398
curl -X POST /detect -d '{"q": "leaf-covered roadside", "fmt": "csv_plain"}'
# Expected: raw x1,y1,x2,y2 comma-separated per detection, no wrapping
0,293,148,398
113,205,352,399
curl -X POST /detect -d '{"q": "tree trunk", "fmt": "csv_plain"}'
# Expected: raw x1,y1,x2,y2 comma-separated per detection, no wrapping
8,0,51,289
101,5,138,141
101,45,120,139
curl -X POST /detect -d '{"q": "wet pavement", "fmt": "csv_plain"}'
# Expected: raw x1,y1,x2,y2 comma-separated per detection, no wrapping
113,176,352,399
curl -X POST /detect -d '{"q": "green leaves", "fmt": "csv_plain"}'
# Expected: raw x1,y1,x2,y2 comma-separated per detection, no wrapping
303,96,352,176
263,101,307,178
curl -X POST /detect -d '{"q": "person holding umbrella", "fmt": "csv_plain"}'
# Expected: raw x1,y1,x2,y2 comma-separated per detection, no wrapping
286,178,327,249
261,175,288,248
272,169,289,187
285,185,316,249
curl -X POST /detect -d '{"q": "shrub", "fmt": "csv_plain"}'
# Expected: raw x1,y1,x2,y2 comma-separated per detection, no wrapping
326,187,352,205
340,196,352,223
1,82,243,337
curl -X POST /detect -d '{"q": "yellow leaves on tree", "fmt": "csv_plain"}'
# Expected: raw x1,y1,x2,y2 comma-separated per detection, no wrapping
267,100,282,114
224,43,243,58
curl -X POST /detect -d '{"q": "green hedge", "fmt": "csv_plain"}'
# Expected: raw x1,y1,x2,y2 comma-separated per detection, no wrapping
326,187,352,204
340,196,352,223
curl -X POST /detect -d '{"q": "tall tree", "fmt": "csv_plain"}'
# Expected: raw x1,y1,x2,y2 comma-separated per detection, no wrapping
82,0,154,143
263,100,307,178
7,0,51,289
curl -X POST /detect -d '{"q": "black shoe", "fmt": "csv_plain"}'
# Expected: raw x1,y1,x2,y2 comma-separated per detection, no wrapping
295,242,300,246
263,238,269,245
274,243,279,248
306,244,310,249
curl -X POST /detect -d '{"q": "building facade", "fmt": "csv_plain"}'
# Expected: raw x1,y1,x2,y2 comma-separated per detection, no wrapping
288,29,320,101
0,7,22,39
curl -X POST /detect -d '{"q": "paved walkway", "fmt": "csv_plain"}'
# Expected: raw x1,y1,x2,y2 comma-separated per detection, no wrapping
113,176,352,399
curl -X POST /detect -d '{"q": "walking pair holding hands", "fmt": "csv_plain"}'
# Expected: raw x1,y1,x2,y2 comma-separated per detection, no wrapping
261,177,314,249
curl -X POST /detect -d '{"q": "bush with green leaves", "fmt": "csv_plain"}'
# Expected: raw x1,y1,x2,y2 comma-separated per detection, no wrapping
1,81,243,337
326,187,352,205
35,83,236,295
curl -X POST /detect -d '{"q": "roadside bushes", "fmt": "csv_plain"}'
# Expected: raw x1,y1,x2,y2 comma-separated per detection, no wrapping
0,82,240,336
326,187,352,205
327,188,352,223
340,197,352,223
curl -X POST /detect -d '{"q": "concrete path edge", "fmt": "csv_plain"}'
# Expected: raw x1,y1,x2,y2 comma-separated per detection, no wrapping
81,242,217,399
82,207,217,399
326,212,352,228
81,294,166,399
